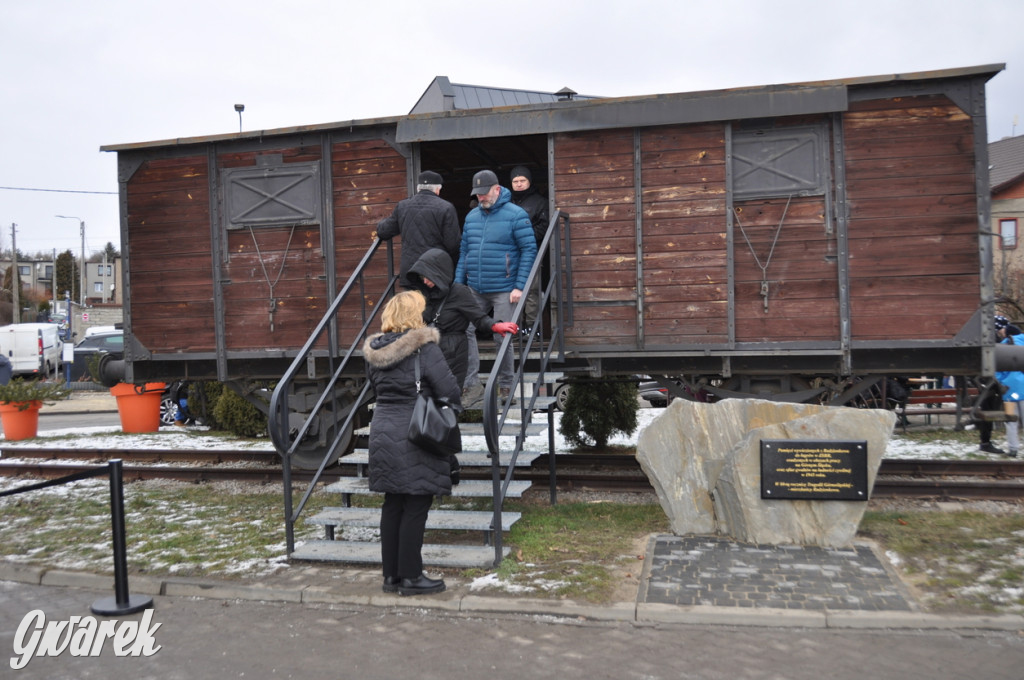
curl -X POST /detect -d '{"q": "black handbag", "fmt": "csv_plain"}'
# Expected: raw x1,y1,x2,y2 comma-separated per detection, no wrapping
408,352,462,457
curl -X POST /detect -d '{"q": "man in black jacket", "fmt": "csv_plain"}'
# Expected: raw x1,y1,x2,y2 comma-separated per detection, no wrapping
377,170,461,285
510,165,549,330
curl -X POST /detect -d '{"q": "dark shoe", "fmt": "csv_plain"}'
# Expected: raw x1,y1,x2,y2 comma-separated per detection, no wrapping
398,574,446,596
1009,449,1019,458
499,387,517,406
980,442,1006,455
382,576,400,593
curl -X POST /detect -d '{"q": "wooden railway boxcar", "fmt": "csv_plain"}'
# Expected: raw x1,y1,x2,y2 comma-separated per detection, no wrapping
101,64,1005,419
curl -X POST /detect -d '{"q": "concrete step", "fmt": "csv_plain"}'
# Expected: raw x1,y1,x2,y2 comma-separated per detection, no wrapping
323,478,531,498
308,507,521,532
291,540,508,568
340,449,542,468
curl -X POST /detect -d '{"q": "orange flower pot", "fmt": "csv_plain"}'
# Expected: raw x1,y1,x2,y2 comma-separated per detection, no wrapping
0,400,42,441
110,383,166,433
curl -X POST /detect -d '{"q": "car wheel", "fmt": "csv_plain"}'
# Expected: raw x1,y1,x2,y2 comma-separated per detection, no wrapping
160,394,177,426
554,382,570,411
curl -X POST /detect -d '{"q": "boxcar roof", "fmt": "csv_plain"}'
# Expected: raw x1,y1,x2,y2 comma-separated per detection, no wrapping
408,75,600,114
101,63,1004,153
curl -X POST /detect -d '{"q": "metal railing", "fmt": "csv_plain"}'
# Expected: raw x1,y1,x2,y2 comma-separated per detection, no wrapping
482,210,570,565
268,210,571,566
268,239,397,553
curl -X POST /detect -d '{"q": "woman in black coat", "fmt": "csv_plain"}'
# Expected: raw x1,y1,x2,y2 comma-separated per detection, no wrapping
363,290,461,596
408,248,518,388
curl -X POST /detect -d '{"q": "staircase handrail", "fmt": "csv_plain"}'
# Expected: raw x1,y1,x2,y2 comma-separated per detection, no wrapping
483,210,570,565
270,238,397,552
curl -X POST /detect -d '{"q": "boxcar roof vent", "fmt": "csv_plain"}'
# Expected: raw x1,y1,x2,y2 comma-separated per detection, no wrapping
556,87,576,101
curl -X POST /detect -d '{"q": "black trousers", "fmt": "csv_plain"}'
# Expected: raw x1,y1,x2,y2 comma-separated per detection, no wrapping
979,388,1003,444
380,493,434,579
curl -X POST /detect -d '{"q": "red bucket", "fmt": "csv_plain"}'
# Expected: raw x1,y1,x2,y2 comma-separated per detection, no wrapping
110,383,166,433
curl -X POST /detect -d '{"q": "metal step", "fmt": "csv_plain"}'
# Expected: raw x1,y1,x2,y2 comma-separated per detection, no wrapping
308,507,521,532
354,420,547,437
340,449,541,468
457,421,547,436
323,478,531,498
291,540,508,568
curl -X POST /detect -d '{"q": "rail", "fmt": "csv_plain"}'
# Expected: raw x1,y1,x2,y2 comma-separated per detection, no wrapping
483,210,570,566
269,239,397,553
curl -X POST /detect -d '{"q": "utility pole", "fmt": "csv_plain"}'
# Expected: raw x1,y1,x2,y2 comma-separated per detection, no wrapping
10,224,20,324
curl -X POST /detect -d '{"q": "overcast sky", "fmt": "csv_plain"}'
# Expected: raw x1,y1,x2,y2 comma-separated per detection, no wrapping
2,0,1022,259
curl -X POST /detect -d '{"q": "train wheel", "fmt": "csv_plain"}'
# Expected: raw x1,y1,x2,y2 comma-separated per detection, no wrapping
288,393,356,471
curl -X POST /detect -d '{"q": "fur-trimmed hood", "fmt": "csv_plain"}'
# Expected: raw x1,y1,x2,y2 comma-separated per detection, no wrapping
362,326,440,369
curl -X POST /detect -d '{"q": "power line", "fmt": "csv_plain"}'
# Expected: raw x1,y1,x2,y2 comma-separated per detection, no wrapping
0,186,117,195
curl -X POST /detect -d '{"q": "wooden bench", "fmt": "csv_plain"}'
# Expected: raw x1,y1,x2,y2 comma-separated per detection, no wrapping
895,387,1015,430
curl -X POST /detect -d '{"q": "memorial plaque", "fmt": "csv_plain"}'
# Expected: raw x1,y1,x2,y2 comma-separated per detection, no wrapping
760,440,868,501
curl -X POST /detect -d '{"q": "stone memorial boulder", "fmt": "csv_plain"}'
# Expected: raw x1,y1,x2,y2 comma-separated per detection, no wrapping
636,398,897,547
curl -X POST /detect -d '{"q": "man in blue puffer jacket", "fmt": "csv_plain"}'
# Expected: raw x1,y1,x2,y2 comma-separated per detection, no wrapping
456,169,537,405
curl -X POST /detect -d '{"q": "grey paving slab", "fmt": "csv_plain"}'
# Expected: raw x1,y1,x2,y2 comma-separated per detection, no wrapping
639,535,914,612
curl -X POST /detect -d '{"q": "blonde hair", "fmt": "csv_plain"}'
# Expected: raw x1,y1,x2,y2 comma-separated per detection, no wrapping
381,290,426,333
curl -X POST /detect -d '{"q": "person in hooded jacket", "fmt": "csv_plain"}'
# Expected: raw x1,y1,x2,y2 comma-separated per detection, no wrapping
407,248,519,389
362,290,461,596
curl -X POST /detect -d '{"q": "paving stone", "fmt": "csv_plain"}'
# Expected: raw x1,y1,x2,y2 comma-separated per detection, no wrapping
639,535,914,612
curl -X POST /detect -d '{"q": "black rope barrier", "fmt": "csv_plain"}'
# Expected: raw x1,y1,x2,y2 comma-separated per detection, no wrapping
0,459,153,615
0,466,107,497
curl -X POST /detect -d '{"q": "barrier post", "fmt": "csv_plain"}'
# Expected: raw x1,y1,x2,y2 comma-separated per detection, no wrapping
91,459,154,615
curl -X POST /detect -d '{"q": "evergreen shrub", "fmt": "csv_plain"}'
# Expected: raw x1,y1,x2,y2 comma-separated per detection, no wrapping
558,379,639,449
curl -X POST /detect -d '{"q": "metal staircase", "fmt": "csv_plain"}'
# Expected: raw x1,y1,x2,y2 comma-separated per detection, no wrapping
270,211,571,568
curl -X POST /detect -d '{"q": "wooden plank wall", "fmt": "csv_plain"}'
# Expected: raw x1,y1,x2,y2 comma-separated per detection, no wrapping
639,123,728,346
218,145,327,351
843,94,979,340
553,129,638,348
732,193,838,341
126,154,215,353
331,138,408,346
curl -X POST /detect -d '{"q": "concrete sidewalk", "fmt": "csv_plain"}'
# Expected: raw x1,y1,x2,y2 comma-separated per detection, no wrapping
41,389,118,414
2,548,1021,632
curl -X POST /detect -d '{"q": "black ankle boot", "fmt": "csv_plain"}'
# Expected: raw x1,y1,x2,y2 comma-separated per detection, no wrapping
382,576,400,593
398,573,446,596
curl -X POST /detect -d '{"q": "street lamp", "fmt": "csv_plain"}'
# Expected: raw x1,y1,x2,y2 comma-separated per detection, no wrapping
234,103,244,132
55,215,85,307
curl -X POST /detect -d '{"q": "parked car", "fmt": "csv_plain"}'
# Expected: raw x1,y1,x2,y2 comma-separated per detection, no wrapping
70,330,124,382
0,323,63,377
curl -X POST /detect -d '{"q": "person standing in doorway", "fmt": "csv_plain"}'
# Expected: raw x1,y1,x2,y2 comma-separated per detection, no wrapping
509,165,549,331
456,170,537,406
376,170,461,285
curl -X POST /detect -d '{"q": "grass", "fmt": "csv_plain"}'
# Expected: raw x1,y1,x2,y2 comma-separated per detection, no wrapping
2,475,1022,613
859,510,1024,613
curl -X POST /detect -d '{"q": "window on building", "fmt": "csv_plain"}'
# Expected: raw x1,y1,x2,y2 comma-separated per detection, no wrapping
1000,218,1018,249
95,264,112,276
17,265,29,276
94,282,104,293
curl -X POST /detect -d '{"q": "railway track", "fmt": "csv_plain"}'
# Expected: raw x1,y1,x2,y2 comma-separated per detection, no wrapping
1,447,1023,500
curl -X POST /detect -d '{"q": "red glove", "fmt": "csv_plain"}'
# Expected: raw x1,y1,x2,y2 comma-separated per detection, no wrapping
491,322,519,336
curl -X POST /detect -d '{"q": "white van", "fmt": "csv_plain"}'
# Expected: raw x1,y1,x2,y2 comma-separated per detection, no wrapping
0,323,63,377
